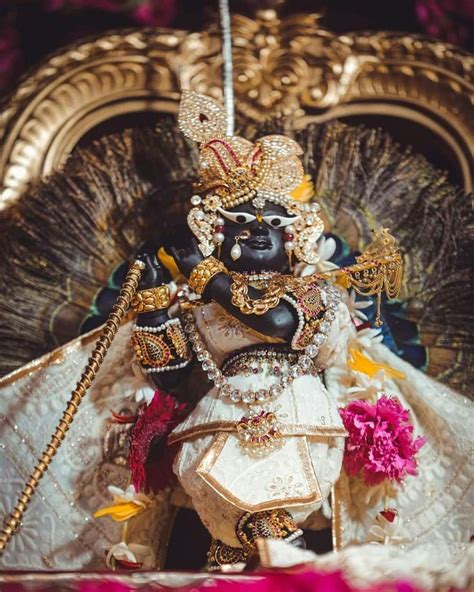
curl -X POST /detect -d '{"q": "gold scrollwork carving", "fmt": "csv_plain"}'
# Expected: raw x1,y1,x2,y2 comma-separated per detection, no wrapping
0,12,472,208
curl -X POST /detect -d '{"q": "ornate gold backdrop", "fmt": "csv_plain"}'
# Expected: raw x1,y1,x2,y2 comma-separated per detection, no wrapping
0,7,472,571
0,9,473,210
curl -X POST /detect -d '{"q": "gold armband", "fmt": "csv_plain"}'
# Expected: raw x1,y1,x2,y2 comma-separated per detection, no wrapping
131,318,191,373
188,257,227,295
131,285,171,313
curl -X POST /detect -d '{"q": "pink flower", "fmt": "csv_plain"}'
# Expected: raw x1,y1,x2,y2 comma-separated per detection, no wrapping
415,0,474,45
128,390,186,493
340,396,426,486
0,26,22,92
131,0,176,26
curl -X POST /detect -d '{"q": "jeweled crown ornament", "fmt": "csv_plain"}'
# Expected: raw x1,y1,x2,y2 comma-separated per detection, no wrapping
178,90,324,263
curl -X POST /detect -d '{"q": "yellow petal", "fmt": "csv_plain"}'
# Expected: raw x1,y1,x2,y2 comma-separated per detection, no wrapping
335,274,351,288
290,174,314,203
157,247,182,281
94,501,146,522
349,348,405,380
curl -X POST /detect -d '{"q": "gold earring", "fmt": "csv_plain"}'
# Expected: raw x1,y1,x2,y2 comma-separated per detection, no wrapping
287,250,294,271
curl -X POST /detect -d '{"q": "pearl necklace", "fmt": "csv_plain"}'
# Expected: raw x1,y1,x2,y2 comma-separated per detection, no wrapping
182,285,341,405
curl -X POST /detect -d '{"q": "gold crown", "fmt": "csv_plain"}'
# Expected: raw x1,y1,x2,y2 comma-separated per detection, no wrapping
178,91,304,208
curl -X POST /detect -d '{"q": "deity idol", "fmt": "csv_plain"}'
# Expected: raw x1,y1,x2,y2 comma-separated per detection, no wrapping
128,91,403,568
0,91,471,579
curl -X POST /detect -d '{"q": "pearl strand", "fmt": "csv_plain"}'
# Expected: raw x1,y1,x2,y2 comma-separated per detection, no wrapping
133,317,181,333
143,359,190,373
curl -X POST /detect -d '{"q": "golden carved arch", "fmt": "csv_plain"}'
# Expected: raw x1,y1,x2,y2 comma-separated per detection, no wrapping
0,11,472,209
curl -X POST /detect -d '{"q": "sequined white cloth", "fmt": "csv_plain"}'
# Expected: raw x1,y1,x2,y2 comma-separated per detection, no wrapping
0,294,472,568
258,538,473,591
0,321,170,570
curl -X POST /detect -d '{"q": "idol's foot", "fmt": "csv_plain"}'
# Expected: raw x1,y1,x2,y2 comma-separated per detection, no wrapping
205,509,305,572
244,531,307,571
205,539,247,572
236,508,304,550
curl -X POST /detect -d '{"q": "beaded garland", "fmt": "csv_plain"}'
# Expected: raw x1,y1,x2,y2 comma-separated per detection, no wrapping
221,347,322,381
283,290,331,351
182,284,341,406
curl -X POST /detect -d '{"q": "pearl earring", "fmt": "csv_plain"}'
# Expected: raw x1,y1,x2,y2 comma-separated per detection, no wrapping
231,230,250,261
284,225,295,270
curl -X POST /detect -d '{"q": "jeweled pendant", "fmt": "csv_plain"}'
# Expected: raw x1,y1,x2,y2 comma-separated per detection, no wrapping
236,410,282,455
231,243,241,261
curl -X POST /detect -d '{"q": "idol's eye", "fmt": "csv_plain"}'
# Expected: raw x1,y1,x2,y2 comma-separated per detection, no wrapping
217,208,256,225
262,215,300,228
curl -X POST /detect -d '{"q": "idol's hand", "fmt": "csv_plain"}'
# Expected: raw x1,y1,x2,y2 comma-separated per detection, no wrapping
169,237,204,278
135,250,165,289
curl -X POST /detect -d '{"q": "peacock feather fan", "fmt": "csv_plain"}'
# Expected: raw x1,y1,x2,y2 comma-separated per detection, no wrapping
0,116,471,398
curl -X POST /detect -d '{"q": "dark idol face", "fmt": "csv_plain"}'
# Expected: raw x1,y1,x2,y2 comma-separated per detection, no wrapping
218,202,297,273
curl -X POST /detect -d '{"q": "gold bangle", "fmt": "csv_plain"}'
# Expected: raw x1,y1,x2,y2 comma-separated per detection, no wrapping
131,285,171,313
188,257,228,295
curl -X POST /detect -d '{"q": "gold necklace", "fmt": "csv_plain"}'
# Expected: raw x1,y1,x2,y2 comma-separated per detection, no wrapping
229,272,291,315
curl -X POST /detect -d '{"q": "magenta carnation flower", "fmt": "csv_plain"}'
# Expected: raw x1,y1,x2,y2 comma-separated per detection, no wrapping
340,395,426,486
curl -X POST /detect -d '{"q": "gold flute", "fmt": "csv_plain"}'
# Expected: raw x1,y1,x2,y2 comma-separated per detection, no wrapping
0,260,144,556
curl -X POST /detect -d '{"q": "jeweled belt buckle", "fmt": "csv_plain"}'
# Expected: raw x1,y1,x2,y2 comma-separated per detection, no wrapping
236,410,282,455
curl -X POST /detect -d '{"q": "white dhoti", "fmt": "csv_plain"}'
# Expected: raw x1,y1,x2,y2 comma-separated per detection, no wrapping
170,302,349,546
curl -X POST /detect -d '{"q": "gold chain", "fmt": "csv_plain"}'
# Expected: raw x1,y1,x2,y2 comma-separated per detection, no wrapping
230,273,288,315
229,228,402,323
302,227,403,325
0,260,144,556
229,252,401,320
